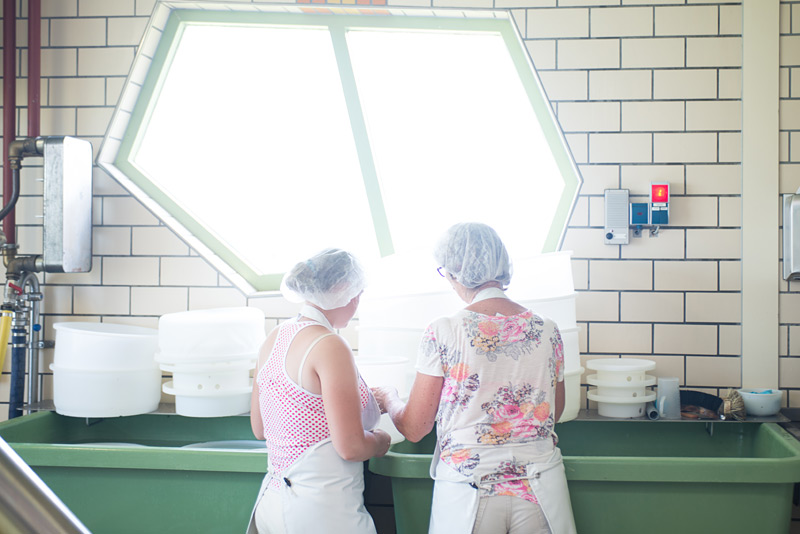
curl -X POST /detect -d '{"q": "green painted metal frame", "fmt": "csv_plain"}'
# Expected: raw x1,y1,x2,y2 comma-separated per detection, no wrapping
114,7,582,292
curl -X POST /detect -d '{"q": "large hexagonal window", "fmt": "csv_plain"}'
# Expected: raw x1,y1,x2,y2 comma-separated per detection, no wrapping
99,3,582,295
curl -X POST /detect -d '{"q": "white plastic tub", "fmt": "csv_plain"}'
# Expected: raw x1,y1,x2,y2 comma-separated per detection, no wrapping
357,327,423,359
561,326,580,372
586,390,657,418
162,381,252,417
50,364,161,418
520,293,577,330
587,358,656,383
53,322,158,369
505,251,575,301
157,307,265,363
357,292,463,330
560,367,584,423
356,356,410,397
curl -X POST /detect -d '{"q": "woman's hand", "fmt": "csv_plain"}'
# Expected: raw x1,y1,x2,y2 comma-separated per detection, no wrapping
371,428,392,458
371,386,399,414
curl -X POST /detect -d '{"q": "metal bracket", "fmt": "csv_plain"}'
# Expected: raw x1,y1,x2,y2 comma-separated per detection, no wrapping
649,225,660,237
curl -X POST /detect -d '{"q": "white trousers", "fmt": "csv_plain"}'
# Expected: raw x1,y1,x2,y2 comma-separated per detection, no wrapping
472,496,552,534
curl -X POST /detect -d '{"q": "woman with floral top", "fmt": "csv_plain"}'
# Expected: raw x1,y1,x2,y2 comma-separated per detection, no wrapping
373,223,576,534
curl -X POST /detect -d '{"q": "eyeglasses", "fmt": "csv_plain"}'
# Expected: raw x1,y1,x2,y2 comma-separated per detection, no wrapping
437,267,446,278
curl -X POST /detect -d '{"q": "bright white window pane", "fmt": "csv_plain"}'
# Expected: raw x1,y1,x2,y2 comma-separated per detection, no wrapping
133,24,379,275
347,29,564,258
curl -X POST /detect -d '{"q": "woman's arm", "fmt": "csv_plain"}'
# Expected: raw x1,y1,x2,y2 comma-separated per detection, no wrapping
374,372,443,443
250,328,279,440
314,336,391,462
554,379,565,423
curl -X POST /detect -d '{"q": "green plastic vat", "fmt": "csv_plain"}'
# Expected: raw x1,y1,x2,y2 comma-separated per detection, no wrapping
368,420,800,534
0,411,266,534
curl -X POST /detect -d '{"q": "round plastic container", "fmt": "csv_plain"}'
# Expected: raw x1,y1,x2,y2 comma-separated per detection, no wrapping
160,360,254,392
162,381,252,417
560,366,584,423
356,356,410,397
520,293,577,330
157,307,265,363
357,291,462,330
53,322,158,369
505,251,575,301
561,326,581,372
587,390,656,418
357,327,423,360
50,364,161,418
587,358,656,383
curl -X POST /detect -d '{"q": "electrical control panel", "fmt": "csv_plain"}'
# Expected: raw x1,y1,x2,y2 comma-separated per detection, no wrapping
604,189,630,245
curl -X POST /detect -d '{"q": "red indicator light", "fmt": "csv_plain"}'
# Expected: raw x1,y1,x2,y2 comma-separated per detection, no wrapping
651,183,669,203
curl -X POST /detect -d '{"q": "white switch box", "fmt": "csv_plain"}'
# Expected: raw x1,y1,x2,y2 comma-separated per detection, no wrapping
604,189,629,245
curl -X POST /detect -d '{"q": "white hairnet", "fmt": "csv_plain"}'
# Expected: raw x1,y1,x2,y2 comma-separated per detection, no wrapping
434,223,512,289
280,249,366,310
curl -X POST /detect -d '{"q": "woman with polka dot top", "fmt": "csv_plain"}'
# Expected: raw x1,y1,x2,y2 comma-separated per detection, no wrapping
246,249,391,534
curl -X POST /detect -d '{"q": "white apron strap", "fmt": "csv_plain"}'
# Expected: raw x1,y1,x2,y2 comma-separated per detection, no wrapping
527,448,577,534
428,439,480,534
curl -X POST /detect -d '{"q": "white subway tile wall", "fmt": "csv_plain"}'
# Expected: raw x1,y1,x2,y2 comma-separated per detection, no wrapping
0,1,797,420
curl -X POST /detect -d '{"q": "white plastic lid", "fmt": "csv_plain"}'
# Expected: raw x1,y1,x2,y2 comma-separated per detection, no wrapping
54,322,157,337
586,358,656,373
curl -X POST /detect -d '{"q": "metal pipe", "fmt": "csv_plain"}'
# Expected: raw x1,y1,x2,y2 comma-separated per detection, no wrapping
20,272,41,407
0,435,92,533
3,0,17,246
0,168,21,229
8,322,26,419
28,0,41,138
2,138,44,230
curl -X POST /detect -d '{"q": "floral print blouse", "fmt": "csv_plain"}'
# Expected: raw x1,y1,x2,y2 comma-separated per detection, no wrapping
416,309,564,504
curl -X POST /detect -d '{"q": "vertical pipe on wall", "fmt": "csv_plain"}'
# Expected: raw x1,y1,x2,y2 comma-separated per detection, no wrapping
3,0,17,246
741,0,780,389
27,0,41,139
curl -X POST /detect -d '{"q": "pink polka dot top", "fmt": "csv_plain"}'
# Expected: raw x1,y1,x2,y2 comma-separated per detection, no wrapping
257,319,370,490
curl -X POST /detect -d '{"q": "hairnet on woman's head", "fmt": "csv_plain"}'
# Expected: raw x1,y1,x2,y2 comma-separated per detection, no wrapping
434,223,512,289
280,249,366,310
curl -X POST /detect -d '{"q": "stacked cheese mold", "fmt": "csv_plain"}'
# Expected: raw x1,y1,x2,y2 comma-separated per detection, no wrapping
157,307,266,417
586,358,657,418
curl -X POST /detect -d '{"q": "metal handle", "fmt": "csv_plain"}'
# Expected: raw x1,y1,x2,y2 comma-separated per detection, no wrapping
0,435,92,533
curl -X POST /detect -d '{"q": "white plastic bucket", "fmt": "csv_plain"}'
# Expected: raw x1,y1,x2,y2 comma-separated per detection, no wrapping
355,356,410,397
561,326,581,372
587,390,657,418
162,380,251,417
50,364,161,418
53,322,158,370
357,291,462,330
587,358,656,383
560,366,584,423
506,251,575,301
357,327,423,359
520,293,577,330
157,307,265,363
